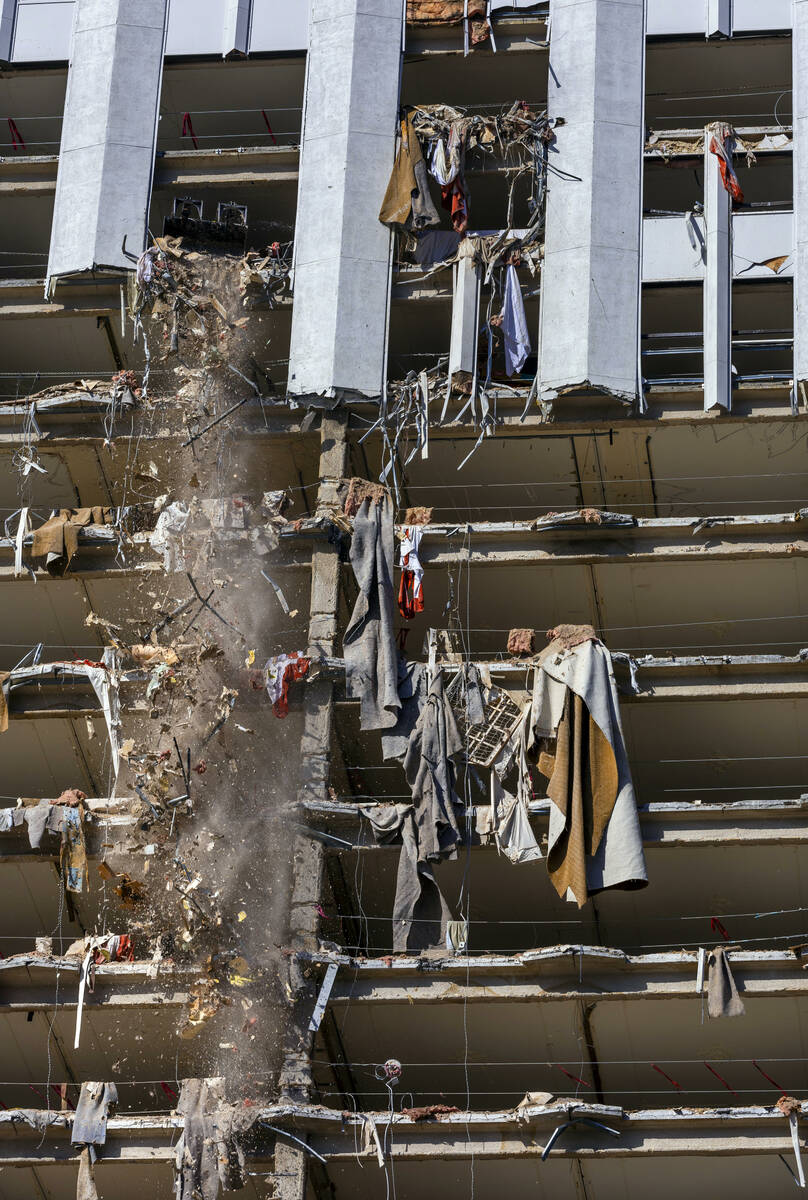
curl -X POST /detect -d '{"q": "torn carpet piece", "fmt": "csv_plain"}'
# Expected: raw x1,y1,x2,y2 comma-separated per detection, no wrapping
379,111,440,231
174,1078,256,1200
343,476,387,517
530,633,647,905
507,628,535,656
707,945,745,1018
344,495,401,731
31,507,114,573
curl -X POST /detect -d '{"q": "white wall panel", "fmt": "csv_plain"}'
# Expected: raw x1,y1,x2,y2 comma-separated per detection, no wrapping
9,0,310,61
165,0,226,55
647,0,792,36
249,0,309,52
642,215,705,282
642,211,793,283
11,0,73,61
646,0,704,36
733,0,791,31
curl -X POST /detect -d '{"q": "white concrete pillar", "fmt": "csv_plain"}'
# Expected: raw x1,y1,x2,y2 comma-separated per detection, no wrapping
703,124,733,411
706,0,731,36
46,0,168,290
223,0,251,56
0,0,15,63
538,0,645,407
287,0,403,403
794,0,808,394
448,242,480,382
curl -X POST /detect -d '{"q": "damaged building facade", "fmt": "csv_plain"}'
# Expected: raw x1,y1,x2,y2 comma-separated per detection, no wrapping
1,0,808,1196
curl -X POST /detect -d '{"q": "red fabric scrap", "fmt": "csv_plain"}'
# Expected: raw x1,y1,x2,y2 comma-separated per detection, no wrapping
709,134,744,202
711,916,730,941
556,1066,591,1088
272,654,311,719
704,1061,739,1097
441,178,468,231
652,1064,682,1092
181,112,199,150
398,568,424,621
7,118,26,153
261,109,278,146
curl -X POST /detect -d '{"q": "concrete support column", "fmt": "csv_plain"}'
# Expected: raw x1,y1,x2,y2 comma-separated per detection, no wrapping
279,415,348,1107
222,0,251,56
46,0,167,290
706,0,731,36
287,0,403,403
0,0,15,63
703,123,732,411
539,0,645,408
794,0,808,396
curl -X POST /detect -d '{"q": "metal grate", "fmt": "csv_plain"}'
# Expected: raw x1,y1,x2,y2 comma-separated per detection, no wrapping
446,670,523,767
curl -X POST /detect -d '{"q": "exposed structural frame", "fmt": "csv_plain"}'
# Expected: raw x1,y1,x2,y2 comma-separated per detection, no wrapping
0,1102,806,1164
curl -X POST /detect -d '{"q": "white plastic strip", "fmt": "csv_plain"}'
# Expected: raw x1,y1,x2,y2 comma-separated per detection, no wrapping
308,962,339,1033
74,950,93,1049
791,1112,806,1188
696,946,707,992
14,509,29,578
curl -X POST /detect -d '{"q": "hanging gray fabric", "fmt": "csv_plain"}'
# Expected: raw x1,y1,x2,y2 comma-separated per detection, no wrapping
343,495,401,731
457,662,485,726
707,945,745,1018
361,802,454,953
381,659,427,762
24,803,50,849
72,1082,118,1148
362,671,464,952
403,670,463,864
